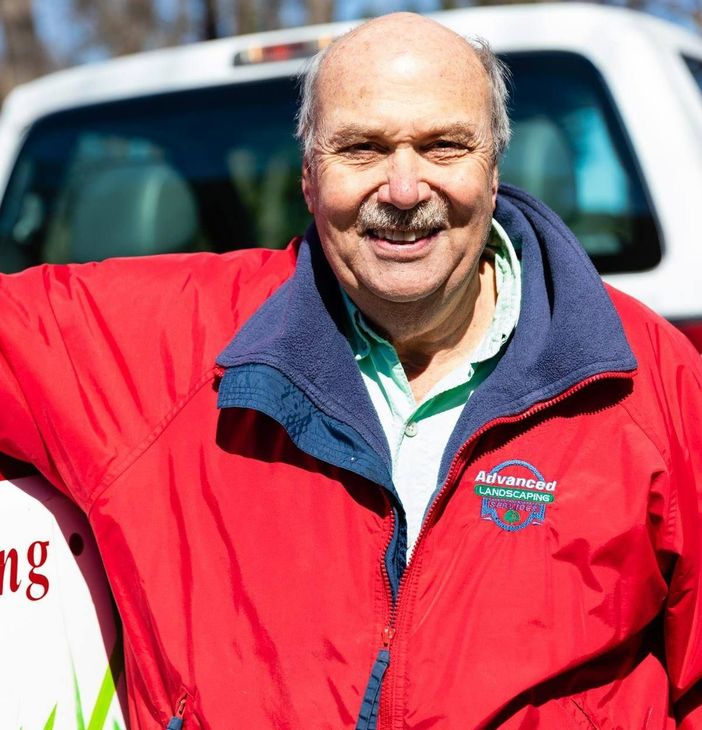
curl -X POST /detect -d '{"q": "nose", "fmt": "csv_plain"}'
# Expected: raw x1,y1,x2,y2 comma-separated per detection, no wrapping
377,149,432,210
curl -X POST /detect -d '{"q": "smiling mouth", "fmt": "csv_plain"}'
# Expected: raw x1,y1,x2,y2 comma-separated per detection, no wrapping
366,227,441,243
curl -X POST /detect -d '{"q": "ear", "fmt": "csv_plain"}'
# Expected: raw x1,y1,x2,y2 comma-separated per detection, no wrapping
301,158,315,215
490,165,499,207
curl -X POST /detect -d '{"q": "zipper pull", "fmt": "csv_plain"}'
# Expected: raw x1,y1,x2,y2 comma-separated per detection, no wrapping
356,648,391,730
166,696,187,729
382,625,395,648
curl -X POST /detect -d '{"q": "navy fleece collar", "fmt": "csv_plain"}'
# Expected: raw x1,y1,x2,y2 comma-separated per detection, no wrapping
435,185,636,482
217,185,636,484
216,223,392,467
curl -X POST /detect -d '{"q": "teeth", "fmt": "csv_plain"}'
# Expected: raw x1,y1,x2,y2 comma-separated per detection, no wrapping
374,229,429,242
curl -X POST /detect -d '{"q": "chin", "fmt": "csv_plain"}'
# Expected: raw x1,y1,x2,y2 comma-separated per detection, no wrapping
365,283,441,306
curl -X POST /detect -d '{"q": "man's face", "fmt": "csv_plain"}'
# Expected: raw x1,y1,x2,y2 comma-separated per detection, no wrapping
302,39,498,316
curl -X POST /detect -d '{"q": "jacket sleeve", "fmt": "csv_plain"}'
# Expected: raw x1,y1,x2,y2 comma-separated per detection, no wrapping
655,330,702,728
613,287,702,726
0,265,75,495
0,249,293,511
0,260,188,509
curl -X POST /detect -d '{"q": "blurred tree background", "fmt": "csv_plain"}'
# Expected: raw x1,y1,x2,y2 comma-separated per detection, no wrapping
0,0,699,99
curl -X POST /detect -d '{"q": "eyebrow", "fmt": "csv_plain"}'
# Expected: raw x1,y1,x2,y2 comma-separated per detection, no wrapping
325,124,377,147
326,122,480,147
422,123,480,142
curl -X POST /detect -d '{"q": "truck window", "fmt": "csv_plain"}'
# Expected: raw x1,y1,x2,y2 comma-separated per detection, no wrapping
0,78,308,273
0,52,660,275
500,52,660,274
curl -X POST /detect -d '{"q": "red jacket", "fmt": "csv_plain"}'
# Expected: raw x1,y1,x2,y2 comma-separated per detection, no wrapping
1,187,701,728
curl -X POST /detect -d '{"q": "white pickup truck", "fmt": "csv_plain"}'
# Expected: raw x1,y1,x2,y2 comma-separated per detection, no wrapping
0,4,700,728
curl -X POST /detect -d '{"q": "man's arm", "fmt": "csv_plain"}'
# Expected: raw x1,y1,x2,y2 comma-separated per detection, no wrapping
0,248,296,510
0,266,75,495
0,256,226,510
612,288,702,726
664,346,702,728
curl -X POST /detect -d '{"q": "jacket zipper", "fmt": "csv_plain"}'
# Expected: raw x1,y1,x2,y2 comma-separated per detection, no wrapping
374,369,634,728
166,695,187,729
355,505,397,730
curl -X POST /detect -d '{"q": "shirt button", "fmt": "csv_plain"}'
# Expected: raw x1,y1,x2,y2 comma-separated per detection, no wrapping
404,421,418,438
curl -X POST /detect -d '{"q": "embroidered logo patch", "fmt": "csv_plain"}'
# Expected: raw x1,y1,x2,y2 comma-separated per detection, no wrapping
474,459,557,532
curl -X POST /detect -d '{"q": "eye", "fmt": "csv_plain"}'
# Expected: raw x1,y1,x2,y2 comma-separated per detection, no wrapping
425,139,467,152
422,138,472,162
341,141,383,154
336,141,387,163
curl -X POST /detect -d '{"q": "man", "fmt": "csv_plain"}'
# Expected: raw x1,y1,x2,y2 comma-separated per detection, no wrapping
1,11,701,729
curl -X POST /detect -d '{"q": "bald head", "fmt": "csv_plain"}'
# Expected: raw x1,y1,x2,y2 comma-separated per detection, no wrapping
323,13,477,78
296,13,510,163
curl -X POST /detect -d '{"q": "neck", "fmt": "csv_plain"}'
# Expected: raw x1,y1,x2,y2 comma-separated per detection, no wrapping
361,256,497,402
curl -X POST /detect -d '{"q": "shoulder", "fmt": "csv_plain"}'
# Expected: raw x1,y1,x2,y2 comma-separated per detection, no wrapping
606,284,702,458
3,243,299,336
606,284,700,367
45,243,298,300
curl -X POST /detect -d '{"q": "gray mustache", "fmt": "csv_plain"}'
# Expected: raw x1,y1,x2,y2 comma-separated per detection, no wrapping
357,198,449,233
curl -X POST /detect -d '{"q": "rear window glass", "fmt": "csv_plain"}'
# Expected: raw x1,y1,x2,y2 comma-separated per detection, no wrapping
0,79,306,272
0,52,660,274
500,52,660,273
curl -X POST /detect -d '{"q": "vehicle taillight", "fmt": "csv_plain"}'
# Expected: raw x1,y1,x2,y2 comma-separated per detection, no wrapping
672,319,702,353
233,36,335,66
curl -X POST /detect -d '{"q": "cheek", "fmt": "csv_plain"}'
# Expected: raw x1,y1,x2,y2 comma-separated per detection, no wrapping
442,170,496,219
315,168,377,226
316,204,358,239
